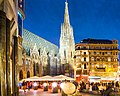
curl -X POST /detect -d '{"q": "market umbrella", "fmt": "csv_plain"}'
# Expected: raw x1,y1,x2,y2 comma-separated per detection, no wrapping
53,75,75,81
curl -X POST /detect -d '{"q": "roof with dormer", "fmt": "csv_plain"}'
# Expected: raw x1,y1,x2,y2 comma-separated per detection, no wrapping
22,29,59,56
80,38,113,44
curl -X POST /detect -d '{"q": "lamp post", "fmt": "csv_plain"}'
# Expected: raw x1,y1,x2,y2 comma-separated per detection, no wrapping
73,55,76,79
74,66,77,79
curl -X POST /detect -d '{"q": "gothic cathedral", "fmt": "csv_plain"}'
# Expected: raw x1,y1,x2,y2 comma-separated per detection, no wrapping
59,1,75,75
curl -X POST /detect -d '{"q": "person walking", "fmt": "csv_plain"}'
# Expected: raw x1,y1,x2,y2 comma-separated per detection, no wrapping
22,80,27,92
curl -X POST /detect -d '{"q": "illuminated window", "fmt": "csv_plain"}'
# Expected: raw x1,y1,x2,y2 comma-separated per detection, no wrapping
101,47,105,49
20,0,22,3
108,52,110,55
26,59,29,65
97,52,99,55
91,57,94,61
92,64,94,68
20,4,22,8
108,64,111,67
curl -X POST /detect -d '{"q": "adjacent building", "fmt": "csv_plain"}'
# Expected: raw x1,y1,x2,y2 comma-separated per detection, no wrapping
0,0,19,96
74,38,119,82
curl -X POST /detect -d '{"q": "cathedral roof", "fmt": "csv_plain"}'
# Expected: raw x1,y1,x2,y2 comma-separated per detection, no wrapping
22,29,59,56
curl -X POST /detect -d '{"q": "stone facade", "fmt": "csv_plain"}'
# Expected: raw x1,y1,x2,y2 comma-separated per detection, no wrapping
74,38,119,82
0,0,19,96
18,29,60,81
59,1,75,76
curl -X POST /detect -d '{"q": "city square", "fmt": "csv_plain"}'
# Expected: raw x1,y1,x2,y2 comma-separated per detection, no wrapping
0,0,120,96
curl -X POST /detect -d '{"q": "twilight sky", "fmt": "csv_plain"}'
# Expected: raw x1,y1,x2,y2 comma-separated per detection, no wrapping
24,0,120,47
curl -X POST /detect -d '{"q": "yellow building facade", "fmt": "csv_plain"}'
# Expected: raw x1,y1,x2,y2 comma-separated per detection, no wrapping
74,38,119,82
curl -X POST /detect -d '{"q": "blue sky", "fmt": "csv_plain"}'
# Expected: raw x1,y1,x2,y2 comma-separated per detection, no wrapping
24,0,120,47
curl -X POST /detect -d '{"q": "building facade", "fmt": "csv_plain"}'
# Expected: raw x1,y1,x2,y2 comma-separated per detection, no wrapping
59,1,75,76
18,29,60,81
0,0,20,96
74,38,119,82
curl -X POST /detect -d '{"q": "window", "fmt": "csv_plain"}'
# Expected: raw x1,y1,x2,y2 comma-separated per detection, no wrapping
113,52,115,55
101,47,105,49
92,64,94,68
113,64,117,68
78,64,81,68
108,64,111,68
94,52,96,55
84,64,86,69
20,0,22,2
99,64,103,68
84,52,86,55
97,52,99,55
97,57,100,61
108,52,110,55
84,57,86,61
71,52,72,58
26,59,29,65
102,52,104,55
64,50,66,59
91,57,94,61
20,4,22,8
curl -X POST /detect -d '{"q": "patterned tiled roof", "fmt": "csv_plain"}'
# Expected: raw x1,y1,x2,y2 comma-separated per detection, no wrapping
22,29,59,56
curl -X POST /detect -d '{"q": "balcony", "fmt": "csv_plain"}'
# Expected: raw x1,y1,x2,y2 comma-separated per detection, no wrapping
90,72,116,77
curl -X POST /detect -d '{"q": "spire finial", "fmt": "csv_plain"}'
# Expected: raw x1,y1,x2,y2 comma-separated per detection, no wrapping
64,0,70,25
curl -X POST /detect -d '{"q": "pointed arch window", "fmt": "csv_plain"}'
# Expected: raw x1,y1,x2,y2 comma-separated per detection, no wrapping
71,52,72,58
64,50,66,59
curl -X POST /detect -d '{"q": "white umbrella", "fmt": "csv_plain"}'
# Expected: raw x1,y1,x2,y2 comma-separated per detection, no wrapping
39,75,53,81
53,75,75,81
22,76,40,81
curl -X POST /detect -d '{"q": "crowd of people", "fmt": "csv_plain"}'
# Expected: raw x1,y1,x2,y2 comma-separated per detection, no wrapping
19,80,60,92
77,81,120,96
19,80,120,96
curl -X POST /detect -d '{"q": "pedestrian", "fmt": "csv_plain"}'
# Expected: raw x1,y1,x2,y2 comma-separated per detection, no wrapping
27,81,31,90
22,80,26,92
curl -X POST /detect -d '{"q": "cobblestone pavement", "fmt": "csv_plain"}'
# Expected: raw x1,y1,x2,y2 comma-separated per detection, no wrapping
19,89,98,96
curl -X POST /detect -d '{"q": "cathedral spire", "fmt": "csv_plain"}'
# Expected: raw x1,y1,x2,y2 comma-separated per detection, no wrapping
64,0,70,25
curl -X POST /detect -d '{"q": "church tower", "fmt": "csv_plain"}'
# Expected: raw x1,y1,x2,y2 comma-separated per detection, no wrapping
59,0,75,74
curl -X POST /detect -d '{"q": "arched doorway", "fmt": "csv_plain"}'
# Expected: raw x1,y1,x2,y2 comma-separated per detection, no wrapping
27,71,30,78
19,70,23,80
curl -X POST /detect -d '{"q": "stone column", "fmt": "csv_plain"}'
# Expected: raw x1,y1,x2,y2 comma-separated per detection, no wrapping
0,52,1,95
11,36,19,96
6,17,11,96
14,36,19,96
0,10,7,96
